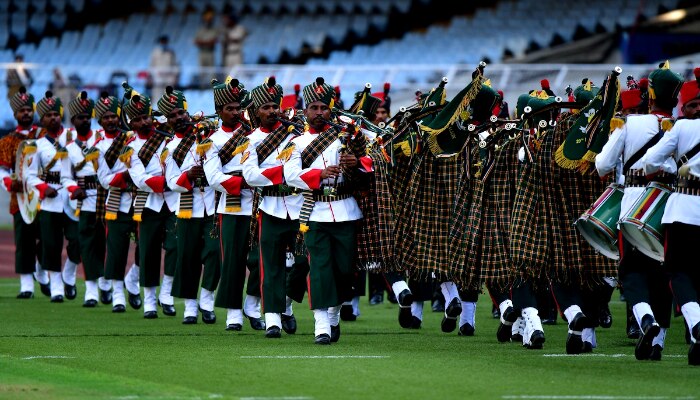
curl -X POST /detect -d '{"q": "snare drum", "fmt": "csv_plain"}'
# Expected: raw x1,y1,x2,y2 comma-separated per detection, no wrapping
619,181,673,262
576,183,624,260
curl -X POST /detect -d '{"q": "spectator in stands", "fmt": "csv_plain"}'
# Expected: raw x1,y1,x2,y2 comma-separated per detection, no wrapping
6,54,33,99
194,8,218,87
221,13,247,71
49,68,74,112
149,35,179,98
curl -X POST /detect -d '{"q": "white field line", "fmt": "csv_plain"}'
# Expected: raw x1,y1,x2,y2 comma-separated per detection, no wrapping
542,353,685,358
240,397,313,400
112,396,224,400
240,355,389,359
503,396,695,399
22,355,75,360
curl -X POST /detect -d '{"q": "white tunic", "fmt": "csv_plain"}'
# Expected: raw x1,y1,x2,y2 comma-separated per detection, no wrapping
25,130,76,214
65,131,100,212
164,136,216,217
242,126,303,220
595,114,676,218
203,127,254,216
284,132,363,222
96,133,133,214
643,118,700,226
128,134,179,213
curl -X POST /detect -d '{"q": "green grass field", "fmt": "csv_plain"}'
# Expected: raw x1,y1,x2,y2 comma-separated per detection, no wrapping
0,278,695,400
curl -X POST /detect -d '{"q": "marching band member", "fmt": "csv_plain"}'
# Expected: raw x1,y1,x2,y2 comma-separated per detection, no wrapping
95,89,142,312
643,67,700,365
284,77,364,345
25,91,81,302
596,62,682,360
0,86,46,299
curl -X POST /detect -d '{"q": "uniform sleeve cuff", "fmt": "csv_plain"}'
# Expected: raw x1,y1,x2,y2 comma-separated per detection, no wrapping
145,176,166,193
36,183,49,199
67,185,78,193
300,169,322,189
176,172,193,191
221,175,243,195
2,176,11,192
261,165,284,185
109,172,128,189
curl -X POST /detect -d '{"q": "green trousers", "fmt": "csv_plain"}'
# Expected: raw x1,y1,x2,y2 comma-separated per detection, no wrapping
105,211,137,280
258,212,299,314
78,211,106,281
246,243,261,297
13,213,40,274
215,214,253,309
138,206,177,287
171,215,220,299
39,210,80,272
305,221,357,309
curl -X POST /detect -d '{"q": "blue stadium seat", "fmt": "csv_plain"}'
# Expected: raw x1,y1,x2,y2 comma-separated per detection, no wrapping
10,12,27,41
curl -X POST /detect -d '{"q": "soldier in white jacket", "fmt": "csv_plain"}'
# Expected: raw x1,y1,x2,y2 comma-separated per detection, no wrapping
161,87,220,325
596,62,682,360
284,77,364,345
25,91,81,302
643,88,700,365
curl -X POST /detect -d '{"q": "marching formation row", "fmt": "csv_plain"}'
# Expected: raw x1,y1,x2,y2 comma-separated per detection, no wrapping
1,61,699,363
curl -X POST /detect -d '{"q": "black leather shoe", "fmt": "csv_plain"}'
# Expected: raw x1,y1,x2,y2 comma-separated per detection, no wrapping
330,324,340,343
340,304,356,322
247,315,266,331
128,292,142,310
599,306,612,329
200,308,216,324
649,344,663,361
566,312,590,354
314,333,331,345
83,299,98,308
635,314,660,360
410,316,422,329
369,294,383,306
50,295,64,303
527,330,546,349
182,316,198,324
281,314,297,334
627,321,642,340
441,297,462,333
112,304,126,313
143,311,158,319
265,326,281,338
100,289,113,305
431,298,444,312
16,291,34,299
581,341,593,353
64,284,77,300
497,306,518,343
226,323,243,331
387,292,398,304
161,303,176,316
398,289,414,329
458,323,475,336
39,282,51,297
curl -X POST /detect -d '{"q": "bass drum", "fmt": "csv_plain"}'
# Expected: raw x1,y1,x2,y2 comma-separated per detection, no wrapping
15,140,40,224
619,181,672,262
575,183,624,260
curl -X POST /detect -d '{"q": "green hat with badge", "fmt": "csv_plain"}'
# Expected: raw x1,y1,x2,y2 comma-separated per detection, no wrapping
250,76,283,109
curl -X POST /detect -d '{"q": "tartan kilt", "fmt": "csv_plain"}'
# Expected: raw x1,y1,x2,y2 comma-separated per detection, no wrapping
510,135,549,279
356,149,400,272
479,139,520,290
545,113,617,284
393,149,462,282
